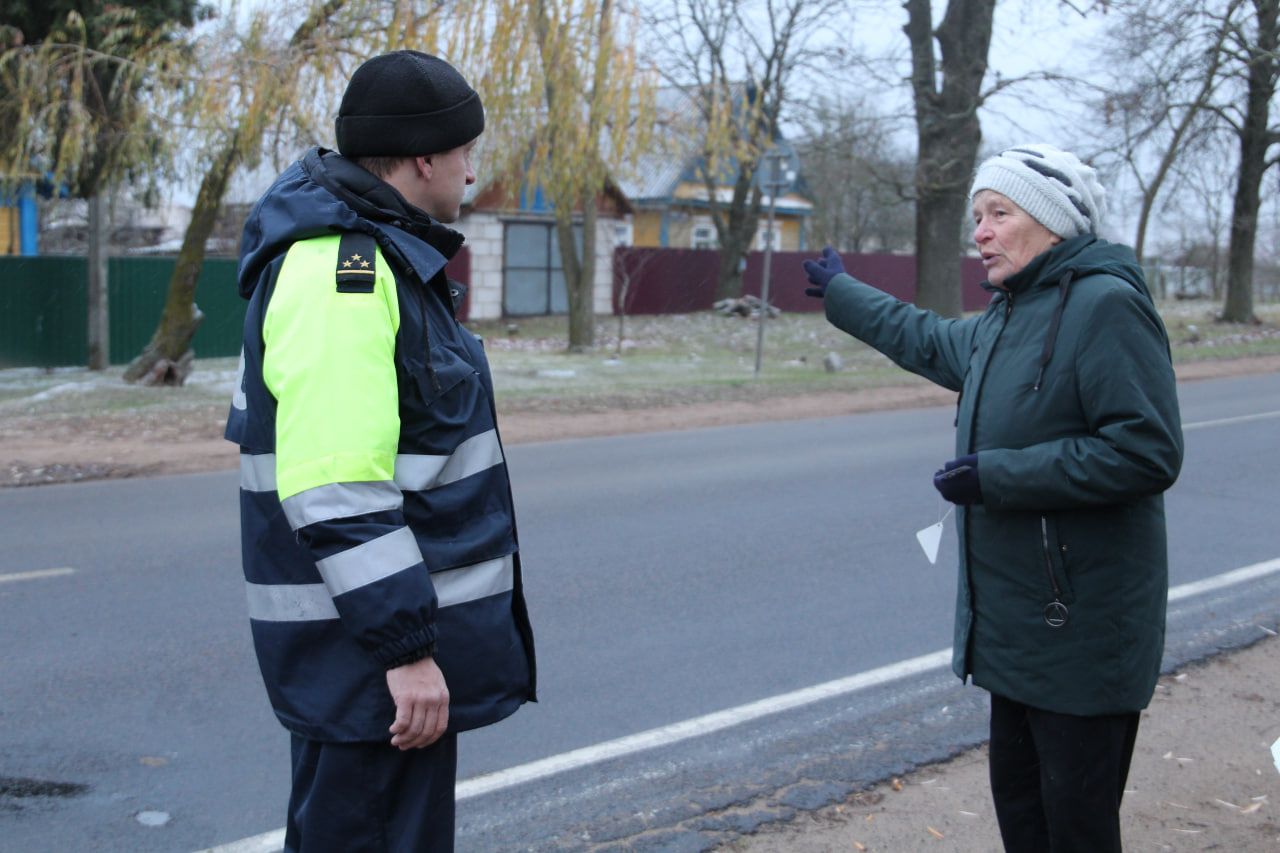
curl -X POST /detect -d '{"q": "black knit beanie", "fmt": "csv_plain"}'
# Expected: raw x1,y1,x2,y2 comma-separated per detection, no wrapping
335,50,484,157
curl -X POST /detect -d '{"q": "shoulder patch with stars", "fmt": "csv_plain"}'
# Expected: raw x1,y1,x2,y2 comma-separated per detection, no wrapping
336,233,377,293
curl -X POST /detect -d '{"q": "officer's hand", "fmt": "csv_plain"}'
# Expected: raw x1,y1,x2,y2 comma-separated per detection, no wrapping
801,246,845,298
387,656,449,750
932,454,982,505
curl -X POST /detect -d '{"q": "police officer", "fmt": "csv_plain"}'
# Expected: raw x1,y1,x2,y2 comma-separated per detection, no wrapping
226,51,536,851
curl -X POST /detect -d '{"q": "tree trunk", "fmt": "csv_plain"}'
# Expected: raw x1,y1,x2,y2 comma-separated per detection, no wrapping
713,171,761,300
1222,0,1277,323
122,138,238,384
559,205,597,352
906,0,995,317
615,248,632,358
714,238,747,301
86,193,110,370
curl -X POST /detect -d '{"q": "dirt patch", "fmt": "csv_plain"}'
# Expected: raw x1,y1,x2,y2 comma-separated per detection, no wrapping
720,634,1280,852
1,355,1277,487
0,406,234,486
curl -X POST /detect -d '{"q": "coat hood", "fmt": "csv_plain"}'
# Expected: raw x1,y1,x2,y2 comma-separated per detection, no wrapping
998,234,1151,302
990,235,1157,392
237,147,464,299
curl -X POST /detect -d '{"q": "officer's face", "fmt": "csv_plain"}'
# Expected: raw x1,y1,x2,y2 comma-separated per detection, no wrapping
419,139,477,223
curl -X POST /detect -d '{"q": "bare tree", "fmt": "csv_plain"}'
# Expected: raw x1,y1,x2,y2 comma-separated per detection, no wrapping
1218,0,1279,322
904,0,996,317
612,243,661,358
648,0,845,301
1096,0,1237,262
1169,142,1237,297
794,97,915,253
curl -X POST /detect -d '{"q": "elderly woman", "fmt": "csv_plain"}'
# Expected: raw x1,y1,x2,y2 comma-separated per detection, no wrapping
802,144,1183,852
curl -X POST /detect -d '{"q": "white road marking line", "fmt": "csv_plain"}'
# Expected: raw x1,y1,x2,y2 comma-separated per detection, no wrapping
0,567,75,584
198,555,1280,853
1167,557,1280,603
456,648,953,800
193,831,283,853
1183,410,1280,431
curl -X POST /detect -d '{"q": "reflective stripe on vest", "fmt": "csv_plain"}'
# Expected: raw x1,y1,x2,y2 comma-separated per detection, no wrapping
240,453,277,492
245,552,515,622
281,480,403,530
394,430,504,490
315,526,422,597
239,429,503,495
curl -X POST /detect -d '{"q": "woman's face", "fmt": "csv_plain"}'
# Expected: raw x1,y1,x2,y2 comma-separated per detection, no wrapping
971,190,1062,288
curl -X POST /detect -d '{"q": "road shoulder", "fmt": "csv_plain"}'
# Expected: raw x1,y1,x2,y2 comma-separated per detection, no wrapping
720,633,1280,852
4,355,1278,487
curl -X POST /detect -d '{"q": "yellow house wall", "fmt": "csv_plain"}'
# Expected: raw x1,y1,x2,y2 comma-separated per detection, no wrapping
632,211,663,247
631,203,809,249
0,207,17,255
779,218,801,251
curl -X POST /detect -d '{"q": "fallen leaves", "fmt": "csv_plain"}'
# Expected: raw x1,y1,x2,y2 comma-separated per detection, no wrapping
1214,796,1266,814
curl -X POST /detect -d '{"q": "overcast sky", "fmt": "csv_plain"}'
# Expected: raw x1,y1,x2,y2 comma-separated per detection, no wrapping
208,0,1226,254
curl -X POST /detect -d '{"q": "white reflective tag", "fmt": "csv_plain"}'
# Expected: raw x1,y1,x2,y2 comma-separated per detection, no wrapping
916,504,953,565
916,522,944,564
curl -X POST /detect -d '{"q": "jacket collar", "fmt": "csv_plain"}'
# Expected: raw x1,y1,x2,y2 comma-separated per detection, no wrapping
998,234,1095,295
301,149,465,283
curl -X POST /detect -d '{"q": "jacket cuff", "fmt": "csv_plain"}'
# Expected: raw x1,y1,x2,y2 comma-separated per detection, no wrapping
374,626,438,670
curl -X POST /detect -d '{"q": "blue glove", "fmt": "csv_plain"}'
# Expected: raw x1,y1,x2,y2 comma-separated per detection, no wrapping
801,246,845,298
933,454,982,505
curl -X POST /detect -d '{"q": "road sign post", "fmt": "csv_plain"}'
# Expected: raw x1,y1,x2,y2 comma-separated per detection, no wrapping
754,146,797,379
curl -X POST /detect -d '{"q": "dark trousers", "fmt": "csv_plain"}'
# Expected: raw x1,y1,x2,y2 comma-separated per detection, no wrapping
284,733,457,853
988,694,1141,853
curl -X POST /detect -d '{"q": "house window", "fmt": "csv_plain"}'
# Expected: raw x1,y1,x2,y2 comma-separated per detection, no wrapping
503,222,581,316
613,222,632,247
756,226,780,251
692,225,716,250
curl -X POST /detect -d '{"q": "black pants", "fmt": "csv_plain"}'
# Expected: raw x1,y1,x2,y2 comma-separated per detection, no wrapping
284,733,457,853
988,694,1140,853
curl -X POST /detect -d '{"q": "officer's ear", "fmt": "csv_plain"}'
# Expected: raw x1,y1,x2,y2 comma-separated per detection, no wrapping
416,154,434,181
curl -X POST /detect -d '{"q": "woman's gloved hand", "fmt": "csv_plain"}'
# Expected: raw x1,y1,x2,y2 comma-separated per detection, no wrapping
801,246,845,298
933,454,982,505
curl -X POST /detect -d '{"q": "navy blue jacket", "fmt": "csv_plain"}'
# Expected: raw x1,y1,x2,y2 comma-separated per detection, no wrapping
226,148,535,742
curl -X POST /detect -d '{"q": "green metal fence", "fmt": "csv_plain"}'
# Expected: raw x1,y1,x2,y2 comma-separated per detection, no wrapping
0,256,244,368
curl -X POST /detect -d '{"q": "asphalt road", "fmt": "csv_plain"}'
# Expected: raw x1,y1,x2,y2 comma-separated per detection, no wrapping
2,371,1279,852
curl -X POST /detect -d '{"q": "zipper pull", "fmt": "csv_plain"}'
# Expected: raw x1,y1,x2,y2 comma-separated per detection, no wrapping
1044,600,1069,628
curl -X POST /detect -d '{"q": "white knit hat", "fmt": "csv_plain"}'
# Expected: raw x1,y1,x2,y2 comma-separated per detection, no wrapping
969,143,1107,238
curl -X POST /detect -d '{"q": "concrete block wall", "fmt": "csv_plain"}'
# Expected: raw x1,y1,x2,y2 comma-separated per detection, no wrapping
455,213,505,320
594,217,625,315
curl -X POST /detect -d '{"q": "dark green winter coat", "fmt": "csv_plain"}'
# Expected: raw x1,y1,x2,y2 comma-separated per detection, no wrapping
824,235,1183,715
